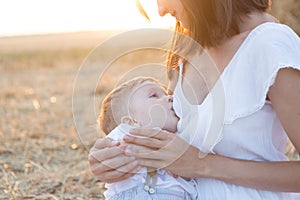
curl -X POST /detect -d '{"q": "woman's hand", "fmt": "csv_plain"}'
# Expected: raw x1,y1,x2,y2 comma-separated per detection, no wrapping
123,128,208,178
88,137,141,183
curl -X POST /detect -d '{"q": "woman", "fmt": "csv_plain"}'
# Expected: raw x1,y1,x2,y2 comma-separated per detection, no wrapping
89,0,300,199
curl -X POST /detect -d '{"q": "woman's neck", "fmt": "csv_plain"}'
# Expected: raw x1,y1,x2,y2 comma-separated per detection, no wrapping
238,11,278,33
206,12,278,74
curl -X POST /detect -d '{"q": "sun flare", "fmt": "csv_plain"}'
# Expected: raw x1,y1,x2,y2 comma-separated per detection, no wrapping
0,0,175,36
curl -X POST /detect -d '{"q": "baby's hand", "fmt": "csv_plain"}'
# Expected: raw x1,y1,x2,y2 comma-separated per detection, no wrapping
165,170,178,178
171,173,179,178
169,172,191,181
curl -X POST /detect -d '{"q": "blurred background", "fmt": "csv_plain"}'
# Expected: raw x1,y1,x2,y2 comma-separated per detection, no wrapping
0,0,299,199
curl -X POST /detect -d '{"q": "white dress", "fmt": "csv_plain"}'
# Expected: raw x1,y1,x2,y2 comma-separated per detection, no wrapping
172,22,300,200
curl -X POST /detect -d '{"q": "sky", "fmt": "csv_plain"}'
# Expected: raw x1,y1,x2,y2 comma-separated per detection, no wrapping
0,0,175,37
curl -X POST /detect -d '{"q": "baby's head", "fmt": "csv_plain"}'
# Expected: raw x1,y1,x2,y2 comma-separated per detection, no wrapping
98,77,179,135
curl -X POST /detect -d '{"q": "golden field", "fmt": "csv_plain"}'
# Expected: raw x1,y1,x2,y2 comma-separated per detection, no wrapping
0,29,171,199
0,1,299,199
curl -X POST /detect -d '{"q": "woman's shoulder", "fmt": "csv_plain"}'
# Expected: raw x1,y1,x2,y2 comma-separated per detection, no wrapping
254,22,296,34
250,22,300,46
239,22,300,62
221,23,300,124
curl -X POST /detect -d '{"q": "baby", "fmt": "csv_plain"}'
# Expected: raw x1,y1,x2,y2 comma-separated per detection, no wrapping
98,76,198,200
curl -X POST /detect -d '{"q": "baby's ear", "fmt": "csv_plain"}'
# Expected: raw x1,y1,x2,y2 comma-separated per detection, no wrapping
121,116,135,125
121,116,141,127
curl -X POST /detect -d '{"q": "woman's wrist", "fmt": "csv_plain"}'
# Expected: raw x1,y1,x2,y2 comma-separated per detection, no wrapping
196,153,246,184
193,151,214,178
193,152,231,181
185,146,213,178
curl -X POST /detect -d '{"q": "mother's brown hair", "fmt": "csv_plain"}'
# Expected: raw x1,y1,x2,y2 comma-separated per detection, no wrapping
135,0,271,79
167,0,271,79
182,0,271,48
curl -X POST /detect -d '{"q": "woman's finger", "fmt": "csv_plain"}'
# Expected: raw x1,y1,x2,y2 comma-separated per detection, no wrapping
92,137,119,150
91,155,139,174
123,134,166,149
124,145,162,159
93,159,141,182
125,144,182,162
129,128,172,140
102,155,136,170
113,159,141,175
88,145,124,165
125,135,192,166
105,165,142,183
138,158,167,169
124,128,175,149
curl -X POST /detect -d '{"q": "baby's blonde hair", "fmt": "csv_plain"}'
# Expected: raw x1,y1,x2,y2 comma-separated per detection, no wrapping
98,77,163,136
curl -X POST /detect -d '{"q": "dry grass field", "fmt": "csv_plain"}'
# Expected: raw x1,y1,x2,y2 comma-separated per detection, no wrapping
0,29,170,199
0,31,110,199
0,1,299,199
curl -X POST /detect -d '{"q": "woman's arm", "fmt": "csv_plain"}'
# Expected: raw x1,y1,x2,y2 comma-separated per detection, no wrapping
268,68,300,151
124,130,300,192
124,68,300,192
208,68,300,192
88,137,141,183
203,154,300,192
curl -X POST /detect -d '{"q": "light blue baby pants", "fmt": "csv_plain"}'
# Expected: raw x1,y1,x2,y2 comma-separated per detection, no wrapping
107,185,194,200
